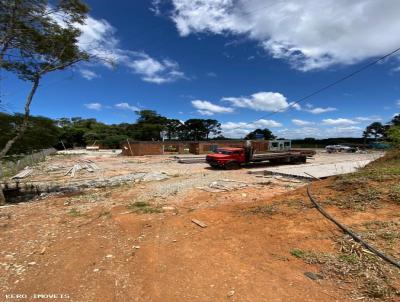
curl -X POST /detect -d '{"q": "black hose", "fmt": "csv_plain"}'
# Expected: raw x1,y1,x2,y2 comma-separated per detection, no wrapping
307,184,400,269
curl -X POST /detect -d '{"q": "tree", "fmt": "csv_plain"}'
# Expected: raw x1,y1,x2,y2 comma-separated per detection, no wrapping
0,0,90,160
203,119,221,139
391,114,400,126
129,110,168,141
362,122,388,140
245,128,276,140
183,119,207,141
0,112,61,204
0,113,61,154
387,125,400,146
165,119,183,140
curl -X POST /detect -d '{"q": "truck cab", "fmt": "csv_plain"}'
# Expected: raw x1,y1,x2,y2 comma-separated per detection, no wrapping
206,147,245,169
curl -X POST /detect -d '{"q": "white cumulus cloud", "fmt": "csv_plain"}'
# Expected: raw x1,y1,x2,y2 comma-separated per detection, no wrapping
55,13,187,84
221,118,282,138
79,69,99,80
127,53,186,84
322,118,358,126
115,103,139,112
306,107,337,114
192,100,234,116
222,91,296,112
84,103,102,111
355,116,382,122
168,0,400,70
276,127,321,139
292,119,314,126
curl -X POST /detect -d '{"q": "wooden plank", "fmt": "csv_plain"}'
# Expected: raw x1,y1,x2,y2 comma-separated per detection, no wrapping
70,165,76,178
191,219,207,228
64,167,73,176
11,169,33,179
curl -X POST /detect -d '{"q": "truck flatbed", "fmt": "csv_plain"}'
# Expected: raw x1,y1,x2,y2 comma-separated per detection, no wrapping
206,148,316,169
252,150,315,161
251,151,302,162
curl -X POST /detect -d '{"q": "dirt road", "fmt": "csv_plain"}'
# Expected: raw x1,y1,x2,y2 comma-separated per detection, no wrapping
1,151,398,301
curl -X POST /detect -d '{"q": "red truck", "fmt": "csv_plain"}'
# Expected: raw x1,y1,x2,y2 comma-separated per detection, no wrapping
206,147,315,169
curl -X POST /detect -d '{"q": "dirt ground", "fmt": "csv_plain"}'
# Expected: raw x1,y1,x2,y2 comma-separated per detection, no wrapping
0,151,398,301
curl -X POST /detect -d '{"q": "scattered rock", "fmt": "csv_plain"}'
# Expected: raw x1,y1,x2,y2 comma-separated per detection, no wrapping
227,290,235,297
28,262,36,266
162,206,175,211
105,255,113,259
304,272,323,281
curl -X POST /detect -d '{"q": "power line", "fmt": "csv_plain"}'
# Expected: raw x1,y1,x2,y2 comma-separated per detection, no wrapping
256,46,400,121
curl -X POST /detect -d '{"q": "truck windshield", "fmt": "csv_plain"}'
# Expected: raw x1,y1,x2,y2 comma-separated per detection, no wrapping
216,149,233,155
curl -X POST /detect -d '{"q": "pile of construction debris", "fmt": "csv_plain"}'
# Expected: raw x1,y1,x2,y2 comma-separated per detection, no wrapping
196,179,256,193
64,159,100,177
11,167,33,180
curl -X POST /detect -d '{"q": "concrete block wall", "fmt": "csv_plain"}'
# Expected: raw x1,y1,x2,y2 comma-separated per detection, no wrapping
122,140,270,156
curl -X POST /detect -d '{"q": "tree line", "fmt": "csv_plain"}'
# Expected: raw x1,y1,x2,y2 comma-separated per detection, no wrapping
2,111,399,155
0,110,226,154
362,115,400,140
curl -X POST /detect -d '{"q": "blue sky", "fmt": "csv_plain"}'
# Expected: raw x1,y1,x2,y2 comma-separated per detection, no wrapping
2,0,400,138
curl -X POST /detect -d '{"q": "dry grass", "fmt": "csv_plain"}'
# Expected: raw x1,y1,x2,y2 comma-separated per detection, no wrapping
389,185,400,203
298,150,400,300
325,187,382,210
294,236,400,300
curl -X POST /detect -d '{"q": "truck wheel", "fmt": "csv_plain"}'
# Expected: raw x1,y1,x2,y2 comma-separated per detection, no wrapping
291,156,306,164
225,162,240,170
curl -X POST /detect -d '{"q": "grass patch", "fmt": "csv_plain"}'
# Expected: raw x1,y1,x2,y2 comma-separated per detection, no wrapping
290,248,307,258
295,236,400,300
330,175,368,192
327,187,382,211
360,220,400,245
127,201,164,214
389,185,400,203
248,204,277,216
338,253,359,265
290,248,318,262
68,208,81,217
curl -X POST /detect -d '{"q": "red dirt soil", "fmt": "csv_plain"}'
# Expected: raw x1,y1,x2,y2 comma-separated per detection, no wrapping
1,179,399,301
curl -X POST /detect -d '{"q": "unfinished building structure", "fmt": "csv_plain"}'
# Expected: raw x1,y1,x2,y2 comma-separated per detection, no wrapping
121,140,270,156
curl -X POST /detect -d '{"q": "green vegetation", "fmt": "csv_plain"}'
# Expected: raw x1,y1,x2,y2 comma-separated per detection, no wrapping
127,201,164,214
290,248,307,258
387,125,400,147
338,253,359,264
326,186,382,210
290,248,318,262
245,128,276,140
389,185,400,203
0,0,90,159
68,208,82,217
0,110,224,154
